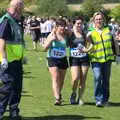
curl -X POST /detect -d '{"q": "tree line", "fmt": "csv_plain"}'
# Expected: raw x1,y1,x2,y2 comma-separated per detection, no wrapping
0,0,120,23
35,0,120,23
67,0,120,3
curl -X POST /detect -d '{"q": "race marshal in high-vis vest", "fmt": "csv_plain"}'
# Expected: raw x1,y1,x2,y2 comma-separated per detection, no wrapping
0,0,24,119
89,26,115,63
87,12,115,107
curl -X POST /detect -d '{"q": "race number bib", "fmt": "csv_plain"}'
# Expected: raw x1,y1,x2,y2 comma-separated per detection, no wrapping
77,43,85,51
70,48,87,58
51,48,66,58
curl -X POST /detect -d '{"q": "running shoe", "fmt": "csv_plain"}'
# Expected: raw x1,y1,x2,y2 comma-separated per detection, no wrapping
96,101,103,107
70,93,77,104
54,98,61,106
77,99,84,105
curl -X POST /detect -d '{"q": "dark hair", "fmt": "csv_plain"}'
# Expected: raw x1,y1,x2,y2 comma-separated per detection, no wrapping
41,18,45,23
56,18,66,27
73,16,83,24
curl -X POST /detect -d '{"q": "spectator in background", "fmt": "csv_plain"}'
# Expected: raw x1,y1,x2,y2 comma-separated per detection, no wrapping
25,16,31,35
40,18,46,44
88,17,95,31
108,18,119,37
44,17,54,38
30,16,40,50
115,25,120,41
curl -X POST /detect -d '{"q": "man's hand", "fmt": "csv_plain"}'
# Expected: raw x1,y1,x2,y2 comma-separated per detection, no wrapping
1,58,8,70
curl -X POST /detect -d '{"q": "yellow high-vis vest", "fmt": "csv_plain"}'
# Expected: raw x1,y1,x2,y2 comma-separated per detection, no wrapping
89,27,115,62
0,13,24,62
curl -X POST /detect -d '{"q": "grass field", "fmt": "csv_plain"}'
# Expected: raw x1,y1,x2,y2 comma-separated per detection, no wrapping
3,35,120,120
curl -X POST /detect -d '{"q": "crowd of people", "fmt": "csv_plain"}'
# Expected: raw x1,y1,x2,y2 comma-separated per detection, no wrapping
23,13,120,50
24,16,56,50
0,0,120,119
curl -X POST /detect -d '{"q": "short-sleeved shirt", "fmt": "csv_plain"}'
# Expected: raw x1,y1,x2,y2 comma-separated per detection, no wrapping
0,18,23,41
0,19,12,40
30,19,40,33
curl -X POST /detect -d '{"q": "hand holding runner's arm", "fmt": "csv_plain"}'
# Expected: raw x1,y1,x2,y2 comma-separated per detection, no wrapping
83,32,93,53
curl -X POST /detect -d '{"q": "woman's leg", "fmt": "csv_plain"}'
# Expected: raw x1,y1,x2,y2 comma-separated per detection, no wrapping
70,66,80,93
59,69,67,95
48,67,60,100
78,65,89,104
33,41,37,50
70,66,80,104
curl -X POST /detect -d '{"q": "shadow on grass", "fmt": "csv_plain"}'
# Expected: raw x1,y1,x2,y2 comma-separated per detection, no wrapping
21,94,33,97
23,71,35,79
108,102,120,107
84,102,95,106
3,115,102,120
21,90,33,97
23,71,32,74
84,102,120,107
22,90,29,93
23,76,35,79
59,102,95,106
61,103,78,106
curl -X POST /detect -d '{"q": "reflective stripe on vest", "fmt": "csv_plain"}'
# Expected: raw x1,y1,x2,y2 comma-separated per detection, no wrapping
89,27,114,62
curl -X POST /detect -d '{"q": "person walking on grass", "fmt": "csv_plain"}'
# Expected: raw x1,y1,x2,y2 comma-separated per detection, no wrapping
43,18,71,105
69,17,93,105
0,0,24,119
30,16,40,50
87,12,115,107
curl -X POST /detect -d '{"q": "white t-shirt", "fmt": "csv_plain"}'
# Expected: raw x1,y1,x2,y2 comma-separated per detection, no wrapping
40,23,46,33
44,20,53,33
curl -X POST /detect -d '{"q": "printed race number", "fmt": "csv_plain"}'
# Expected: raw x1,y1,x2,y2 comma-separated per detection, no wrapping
70,48,86,58
51,48,66,58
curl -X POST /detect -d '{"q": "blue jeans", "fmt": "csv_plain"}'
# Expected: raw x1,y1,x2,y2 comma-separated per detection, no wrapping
91,61,112,103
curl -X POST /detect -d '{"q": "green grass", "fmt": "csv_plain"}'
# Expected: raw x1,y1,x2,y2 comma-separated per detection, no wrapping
3,35,120,120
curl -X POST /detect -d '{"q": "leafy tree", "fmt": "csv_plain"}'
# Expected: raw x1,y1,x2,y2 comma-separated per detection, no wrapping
35,0,69,17
81,0,105,21
67,0,120,3
105,0,120,3
67,0,83,4
109,5,120,23
0,8,6,17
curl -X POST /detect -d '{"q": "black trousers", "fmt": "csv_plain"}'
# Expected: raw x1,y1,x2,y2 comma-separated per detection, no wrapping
0,60,23,117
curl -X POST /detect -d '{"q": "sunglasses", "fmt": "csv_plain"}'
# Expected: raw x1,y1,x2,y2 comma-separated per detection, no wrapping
76,22,82,25
95,19,103,21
